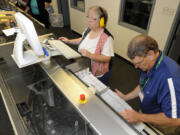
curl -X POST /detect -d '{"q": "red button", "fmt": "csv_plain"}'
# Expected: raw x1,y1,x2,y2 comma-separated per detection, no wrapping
80,94,85,101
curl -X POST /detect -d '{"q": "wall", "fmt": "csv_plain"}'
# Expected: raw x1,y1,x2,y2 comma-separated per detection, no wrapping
68,0,179,60
51,0,58,14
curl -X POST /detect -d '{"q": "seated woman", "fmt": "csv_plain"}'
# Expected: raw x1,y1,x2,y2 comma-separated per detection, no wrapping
59,6,114,85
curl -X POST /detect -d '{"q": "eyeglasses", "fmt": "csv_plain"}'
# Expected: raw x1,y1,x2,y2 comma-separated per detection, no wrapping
133,57,145,67
86,16,99,21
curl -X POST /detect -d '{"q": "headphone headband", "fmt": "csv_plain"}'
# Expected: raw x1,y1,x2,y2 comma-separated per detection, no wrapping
99,6,105,18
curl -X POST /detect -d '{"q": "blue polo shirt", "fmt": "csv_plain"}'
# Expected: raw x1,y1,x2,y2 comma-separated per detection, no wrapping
139,51,180,118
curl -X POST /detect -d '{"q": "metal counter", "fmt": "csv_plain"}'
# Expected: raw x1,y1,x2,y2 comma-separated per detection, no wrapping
40,60,139,135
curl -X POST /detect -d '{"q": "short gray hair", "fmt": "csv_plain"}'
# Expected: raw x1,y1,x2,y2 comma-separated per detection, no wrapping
127,34,159,59
88,6,108,27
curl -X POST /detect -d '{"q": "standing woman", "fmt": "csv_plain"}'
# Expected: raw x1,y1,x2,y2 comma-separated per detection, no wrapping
59,6,114,85
25,0,51,28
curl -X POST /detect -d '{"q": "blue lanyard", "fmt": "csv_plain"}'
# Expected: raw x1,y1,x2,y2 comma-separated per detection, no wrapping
140,53,164,92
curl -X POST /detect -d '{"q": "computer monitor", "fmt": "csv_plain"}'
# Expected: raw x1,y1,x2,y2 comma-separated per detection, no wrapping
12,12,44,68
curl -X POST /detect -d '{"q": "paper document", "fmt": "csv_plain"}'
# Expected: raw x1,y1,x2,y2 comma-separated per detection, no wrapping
75,68,107,92
101,89,132,112
2,28,17,36
100,89,145,132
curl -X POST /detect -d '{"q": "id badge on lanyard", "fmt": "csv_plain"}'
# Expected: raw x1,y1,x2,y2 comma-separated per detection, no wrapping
138,52,164,102
139,77,149,102
139,91,144,102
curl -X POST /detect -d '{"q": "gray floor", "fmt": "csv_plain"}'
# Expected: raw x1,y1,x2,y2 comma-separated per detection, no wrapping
0,25,140,135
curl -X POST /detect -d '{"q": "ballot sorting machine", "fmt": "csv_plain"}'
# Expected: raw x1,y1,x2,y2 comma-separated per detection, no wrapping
0,37,163,135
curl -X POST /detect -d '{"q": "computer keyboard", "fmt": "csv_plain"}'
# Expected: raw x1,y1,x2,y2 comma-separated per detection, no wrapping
48,40,81,59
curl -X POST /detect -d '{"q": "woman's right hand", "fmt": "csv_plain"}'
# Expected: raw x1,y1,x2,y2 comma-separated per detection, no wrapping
58,37,69,43
115,89,126,100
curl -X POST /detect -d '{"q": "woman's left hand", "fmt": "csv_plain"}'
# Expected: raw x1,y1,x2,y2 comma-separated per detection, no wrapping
80,49,92,58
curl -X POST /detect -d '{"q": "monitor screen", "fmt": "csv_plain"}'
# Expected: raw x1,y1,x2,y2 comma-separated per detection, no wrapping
12,12,44,67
